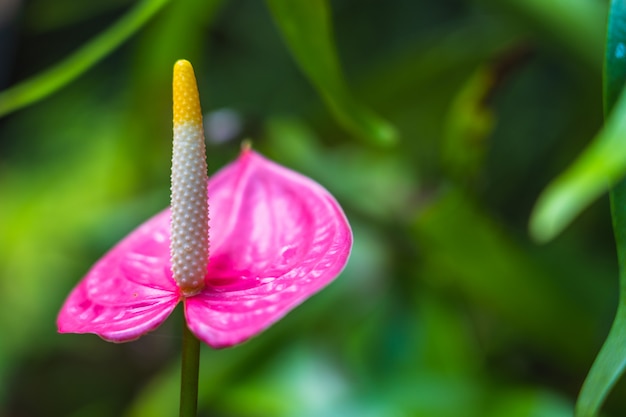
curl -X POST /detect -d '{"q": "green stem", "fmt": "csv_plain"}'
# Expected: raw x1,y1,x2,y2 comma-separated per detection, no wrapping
180,318,200,417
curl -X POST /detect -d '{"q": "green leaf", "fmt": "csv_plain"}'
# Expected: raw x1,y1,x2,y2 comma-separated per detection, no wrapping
575,2,626,416
265,0,397,146
529,86,626,242
526,1,618,243
0,0,171,117
575,302,626,417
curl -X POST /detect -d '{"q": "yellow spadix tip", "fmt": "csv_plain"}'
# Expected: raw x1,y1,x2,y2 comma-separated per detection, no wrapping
173,59,203,126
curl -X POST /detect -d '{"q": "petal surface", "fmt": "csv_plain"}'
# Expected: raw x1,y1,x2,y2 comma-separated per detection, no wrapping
58,149,351,346
186,149,352,348
57,211,180,342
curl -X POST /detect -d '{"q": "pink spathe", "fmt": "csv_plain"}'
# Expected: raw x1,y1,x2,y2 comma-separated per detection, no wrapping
57,148,352,348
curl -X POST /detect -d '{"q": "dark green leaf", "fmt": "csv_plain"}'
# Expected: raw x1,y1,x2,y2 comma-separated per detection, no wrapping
575,2,626,416
265,0,397,146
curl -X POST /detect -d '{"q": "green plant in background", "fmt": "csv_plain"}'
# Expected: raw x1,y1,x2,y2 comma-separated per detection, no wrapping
0,0,171,116
2,0,626,416
566,2,626,416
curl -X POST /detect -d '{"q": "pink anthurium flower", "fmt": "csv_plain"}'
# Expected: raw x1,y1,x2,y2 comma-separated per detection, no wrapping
57,60,352,348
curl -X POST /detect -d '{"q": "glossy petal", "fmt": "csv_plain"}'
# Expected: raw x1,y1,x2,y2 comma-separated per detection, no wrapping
186,149,352,347
57,149,352,346
57,211,180,342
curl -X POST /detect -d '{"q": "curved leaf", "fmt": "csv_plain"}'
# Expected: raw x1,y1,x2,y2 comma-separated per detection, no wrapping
575,302,626,417
575,2,626,416
266,0,397,146
528,0,625,243
0,0,171,117
529,86,626,242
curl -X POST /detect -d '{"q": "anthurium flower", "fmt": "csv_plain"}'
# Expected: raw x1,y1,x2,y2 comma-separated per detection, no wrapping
57,60,352,348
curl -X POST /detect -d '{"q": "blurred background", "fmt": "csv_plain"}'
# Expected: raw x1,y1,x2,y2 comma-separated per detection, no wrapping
0,0,620,416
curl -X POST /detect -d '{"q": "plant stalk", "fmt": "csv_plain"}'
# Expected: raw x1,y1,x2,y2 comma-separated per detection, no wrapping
180,318,200,417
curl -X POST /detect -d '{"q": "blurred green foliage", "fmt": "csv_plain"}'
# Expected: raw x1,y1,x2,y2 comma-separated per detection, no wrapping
0,0,623,416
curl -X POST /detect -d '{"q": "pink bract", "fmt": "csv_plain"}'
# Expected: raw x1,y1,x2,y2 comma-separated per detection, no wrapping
57,149,352,348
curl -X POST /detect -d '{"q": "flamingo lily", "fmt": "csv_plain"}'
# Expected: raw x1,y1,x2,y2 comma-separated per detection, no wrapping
57,60,352,348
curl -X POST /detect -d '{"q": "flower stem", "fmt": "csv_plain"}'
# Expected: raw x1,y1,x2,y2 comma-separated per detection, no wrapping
180,318,200,417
